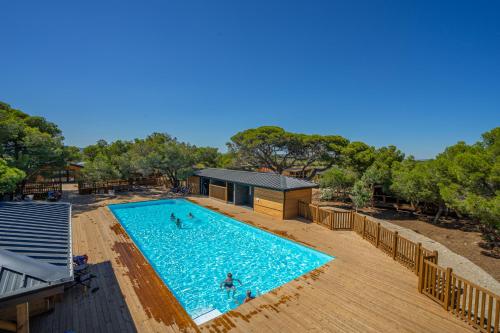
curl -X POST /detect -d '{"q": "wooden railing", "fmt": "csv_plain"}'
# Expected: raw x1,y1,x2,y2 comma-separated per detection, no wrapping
419,259,500,333
299,202,435,274
15,182,62,199
209,184,227,201
298,201,499,332
78,177,165,194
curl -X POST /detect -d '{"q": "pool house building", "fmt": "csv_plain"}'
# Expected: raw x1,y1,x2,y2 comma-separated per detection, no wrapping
188,168,318,220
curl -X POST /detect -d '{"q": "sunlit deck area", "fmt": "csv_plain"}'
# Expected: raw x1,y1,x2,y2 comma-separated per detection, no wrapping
30,191,476,333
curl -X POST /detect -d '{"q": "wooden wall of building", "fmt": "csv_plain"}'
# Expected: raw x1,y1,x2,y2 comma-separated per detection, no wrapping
209,184,227,201
283,188,312,219
187,176,200,194
253,187,284,219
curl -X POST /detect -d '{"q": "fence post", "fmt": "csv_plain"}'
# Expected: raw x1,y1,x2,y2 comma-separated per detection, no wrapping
433,250,439,265
349,211,354,230
362,216,366,239
418,252,425,293
415,242,422,276
375,222,381,247
443,267,452,311
392,231,398,260
315,205,320,223
329,211,334,230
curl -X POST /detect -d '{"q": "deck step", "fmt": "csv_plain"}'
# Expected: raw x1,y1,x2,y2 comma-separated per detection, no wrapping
192,308,223,325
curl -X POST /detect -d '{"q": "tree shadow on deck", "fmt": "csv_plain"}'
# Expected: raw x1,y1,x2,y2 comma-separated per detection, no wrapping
31,261,138,333
64,185,173,218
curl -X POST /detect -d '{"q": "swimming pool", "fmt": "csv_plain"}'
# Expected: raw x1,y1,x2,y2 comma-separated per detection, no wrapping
109,199,333,323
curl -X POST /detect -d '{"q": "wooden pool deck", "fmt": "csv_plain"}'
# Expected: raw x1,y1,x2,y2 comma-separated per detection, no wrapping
31,191,476,332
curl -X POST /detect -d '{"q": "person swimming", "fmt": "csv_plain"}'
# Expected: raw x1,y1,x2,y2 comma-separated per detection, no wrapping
188,212,194,218
244,290,255,303
175,218,182,228
220,272,242,297
170,213,175,220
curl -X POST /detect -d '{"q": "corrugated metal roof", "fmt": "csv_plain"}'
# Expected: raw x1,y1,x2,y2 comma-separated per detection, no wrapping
194,168,318,191
0,202,72,301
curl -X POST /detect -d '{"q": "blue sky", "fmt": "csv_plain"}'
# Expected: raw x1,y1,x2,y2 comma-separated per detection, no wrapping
1,0,499,159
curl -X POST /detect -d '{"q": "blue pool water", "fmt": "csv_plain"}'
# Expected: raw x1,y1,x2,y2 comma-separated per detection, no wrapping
109,199,333,320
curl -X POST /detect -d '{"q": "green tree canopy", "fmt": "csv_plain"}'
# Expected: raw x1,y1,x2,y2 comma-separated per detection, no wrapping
319,166,357,199
228,126,348,178
0,158,25,195
0,102,69,181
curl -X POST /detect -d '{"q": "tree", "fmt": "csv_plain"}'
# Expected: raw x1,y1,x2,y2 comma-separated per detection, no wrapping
228,126,348,178
0,158,25,195
81,154,121,181
341,141,376,175
319,167,357,200
433,128,499,228
194,147,220,168
129,133,196,187
359,145,404,205
216,152,236,168
294,134,349,179
0,102,67,180
391,158,442,214
350,180,371,211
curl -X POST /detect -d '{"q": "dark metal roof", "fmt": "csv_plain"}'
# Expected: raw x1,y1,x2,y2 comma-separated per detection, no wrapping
194,168,318,191
0,202,72,301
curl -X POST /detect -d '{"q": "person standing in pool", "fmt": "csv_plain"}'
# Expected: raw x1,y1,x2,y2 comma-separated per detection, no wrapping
188,212,194,218
175,218,182,229
220,272,242,297
170,213,175,220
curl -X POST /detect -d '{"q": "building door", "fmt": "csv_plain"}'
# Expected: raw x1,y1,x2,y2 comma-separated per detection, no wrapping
201,177,210,196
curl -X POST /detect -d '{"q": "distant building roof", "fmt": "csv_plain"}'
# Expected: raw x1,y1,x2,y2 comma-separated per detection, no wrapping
194,168,318,191
0,202,73,301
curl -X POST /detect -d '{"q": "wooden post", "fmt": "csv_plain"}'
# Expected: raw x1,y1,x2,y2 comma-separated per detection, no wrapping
433,250,439,265
415,242,422,276
329,211,334,230
443,267,453,311
16,302,29,333
315,205,319,223
375,222,381,247
349,211,354,230
418,252,425,293
392,231,398,260
362,216,366,239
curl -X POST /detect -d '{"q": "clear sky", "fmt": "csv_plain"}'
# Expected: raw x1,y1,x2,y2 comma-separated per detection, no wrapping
1,1,499,159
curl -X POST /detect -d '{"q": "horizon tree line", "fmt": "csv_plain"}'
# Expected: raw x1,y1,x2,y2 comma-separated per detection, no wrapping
0,101,498,229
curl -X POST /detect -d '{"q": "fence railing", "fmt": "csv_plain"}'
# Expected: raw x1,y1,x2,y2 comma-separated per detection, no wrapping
298,201,499,332
419,259,500,333
78,177,165,194
15,182,63,199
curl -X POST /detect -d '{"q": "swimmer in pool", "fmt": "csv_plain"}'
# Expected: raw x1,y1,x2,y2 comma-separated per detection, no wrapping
175,218,182,228
244,290,255,303
170,213,175,220
220,272,242,297
188,212,194,218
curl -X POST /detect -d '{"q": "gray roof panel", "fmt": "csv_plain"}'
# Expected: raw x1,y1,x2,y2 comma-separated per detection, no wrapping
0,202,72,301
194,168,318,191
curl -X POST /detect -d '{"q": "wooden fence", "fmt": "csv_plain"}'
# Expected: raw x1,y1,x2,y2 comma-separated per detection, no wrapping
419,259,500,333
298,201,499,332
78,177,165,194
16,182,63,199
209,184,227,201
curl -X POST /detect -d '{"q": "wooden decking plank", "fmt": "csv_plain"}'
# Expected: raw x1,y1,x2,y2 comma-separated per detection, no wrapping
31,191,477,333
